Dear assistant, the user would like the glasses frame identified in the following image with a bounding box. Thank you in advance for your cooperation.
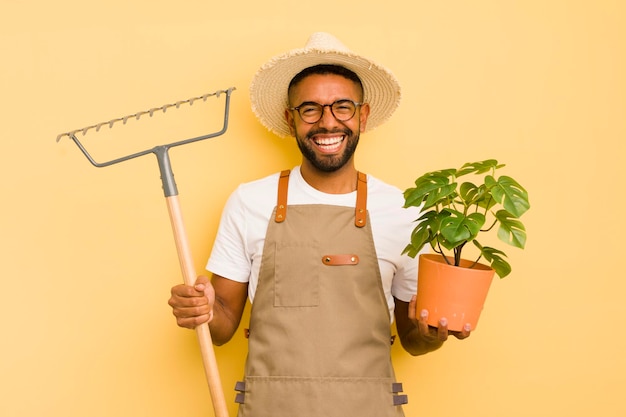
[288,99,363,124]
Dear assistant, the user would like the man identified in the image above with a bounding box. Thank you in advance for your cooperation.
[169,32,470,417]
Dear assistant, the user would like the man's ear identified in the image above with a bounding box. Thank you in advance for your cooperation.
[285,108,296,137]
[359,103,371,133]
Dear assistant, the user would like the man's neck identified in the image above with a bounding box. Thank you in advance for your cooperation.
[300,162,359,194]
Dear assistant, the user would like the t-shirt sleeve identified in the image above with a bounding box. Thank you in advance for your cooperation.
[206,186,252,283]
[391,248,421,303]
[390,202,424,303]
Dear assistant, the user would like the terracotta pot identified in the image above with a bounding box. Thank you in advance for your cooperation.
[416,253,495,332]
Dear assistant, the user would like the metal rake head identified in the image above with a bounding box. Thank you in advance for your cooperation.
[57,87,236,197]
[56,87,235,168]
[56,88,235,143]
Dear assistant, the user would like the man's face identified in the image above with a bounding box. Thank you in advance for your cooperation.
[285,73,370,173]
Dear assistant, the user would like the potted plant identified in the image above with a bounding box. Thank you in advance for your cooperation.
[403,159,530,331]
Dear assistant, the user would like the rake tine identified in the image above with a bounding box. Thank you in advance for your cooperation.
[55,88,235,142]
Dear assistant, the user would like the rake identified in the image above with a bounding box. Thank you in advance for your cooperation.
[57,87,236,417]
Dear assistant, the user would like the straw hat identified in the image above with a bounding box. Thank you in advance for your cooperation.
[250,32,401,138]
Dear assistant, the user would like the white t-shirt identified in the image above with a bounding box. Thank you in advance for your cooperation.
[206,166,424,319]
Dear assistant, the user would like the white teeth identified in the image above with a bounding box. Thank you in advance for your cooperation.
[315,136,343,145]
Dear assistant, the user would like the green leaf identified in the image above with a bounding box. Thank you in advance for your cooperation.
[459,181,480,205]
[495,210,527,249]
[473,241,512,278]
[469,184,496,211]
[486,175,530,218]
[402,243,420,258]
[402,210,439,257]
[456,159,502,177]
[404,170,457,209]
[439,209,485,248]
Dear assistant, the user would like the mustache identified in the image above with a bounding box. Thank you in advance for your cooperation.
[305,127,353,139]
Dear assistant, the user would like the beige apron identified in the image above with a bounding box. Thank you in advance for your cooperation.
[235,170,407,417]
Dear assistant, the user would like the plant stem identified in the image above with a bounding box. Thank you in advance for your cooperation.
[470,255,483,269]
[454,242,466,266]
[481,218,497,233]
[436,242,452,265]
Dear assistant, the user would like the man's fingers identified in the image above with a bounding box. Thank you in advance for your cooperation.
[171,284,204,298]
[437,318,449,341]
[453,323,472,340]
[176,312,212,329]
[195,275,210,285]
[194,275,210,292]
[407,295,417,322]
[418,309,431,335]
[169,292,209,309]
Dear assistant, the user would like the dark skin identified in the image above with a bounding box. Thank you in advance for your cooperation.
[168,72,470,352]
[169,274,246,346]
[168,274,470,350]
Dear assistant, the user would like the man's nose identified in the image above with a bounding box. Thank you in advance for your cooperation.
[317,105,340,127]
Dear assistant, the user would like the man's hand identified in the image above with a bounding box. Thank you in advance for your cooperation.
[408,295,471,342]
[168,274,248,346]
[394,295,471,356]
[168,275,215,329]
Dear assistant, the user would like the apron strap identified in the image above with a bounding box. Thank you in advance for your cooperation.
[275,170,290,223]
[355,171,367,228]
[274,169,368,227]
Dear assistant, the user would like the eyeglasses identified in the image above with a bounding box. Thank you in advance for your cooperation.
[289,99,362,124]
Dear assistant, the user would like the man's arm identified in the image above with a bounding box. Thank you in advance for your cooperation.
[169,274,248,346]
[394,295,471,356]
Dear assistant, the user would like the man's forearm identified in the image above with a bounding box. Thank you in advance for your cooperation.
[208,296,241,346]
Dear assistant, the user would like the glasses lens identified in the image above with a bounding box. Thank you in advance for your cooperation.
[331,100,357,121]
[299,103,323,123]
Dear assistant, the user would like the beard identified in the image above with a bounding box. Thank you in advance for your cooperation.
[295,126,360,173]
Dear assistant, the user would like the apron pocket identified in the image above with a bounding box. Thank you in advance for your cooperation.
[273,241,320,307]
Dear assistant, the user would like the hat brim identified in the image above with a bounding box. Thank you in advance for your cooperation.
[250,47,401,138]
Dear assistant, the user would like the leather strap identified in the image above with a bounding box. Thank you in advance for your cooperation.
[234,380,246,404]
[275,169,368,228]
[321,254,360,266]
[391,382,407,405]
[393,395,408,406]
[275,170,290,223]
[355,171,367,228]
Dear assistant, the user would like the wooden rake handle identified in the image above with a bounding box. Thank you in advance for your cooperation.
[166,195,230,417]
[58,88,236,417]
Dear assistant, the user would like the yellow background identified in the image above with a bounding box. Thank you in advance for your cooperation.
[2,1,624,416]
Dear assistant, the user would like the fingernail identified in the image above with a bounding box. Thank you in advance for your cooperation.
[420,309,428,319]
[440,318,447,327]
[464,323,471,332]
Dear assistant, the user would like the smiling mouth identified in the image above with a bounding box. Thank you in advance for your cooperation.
[312,135,345,153]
